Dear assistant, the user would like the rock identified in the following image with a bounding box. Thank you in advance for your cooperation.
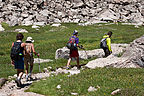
[71,93,78,95]
[34,58,53,64]
[15,29,28,33]
[0,24,5,31]
[33,22,46,26]
[22,21,33,26]
[56,85,61,89]
[51,23,61,27]
[109,35,144,68]
[88,86,97,92]
[32,25,40,29]
[39,9,50,16]
[56,44,128,60]
[8,16,18,26]
[43,68,48,73]
[85,44,129,69]
[111,89,121,95]
[0,78,8,87]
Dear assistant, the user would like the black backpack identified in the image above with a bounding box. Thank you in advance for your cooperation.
[66,37,76,50]
[10,42,22,60]
[100,37,108,48]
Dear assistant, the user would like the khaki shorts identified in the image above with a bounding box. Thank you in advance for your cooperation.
[24,55,34,65]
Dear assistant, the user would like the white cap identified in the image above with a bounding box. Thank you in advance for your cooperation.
[26,37,34,42]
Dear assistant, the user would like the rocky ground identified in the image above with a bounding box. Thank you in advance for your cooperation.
[0,0,144,27]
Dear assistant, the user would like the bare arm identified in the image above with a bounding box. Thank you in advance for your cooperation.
[31,43,37,55]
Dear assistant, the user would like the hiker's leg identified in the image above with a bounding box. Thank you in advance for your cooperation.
[106,48,110,57]
[30,63,33,74]
[76,56,80,68]
[17,69,24,80]
[67,58,71,67]
[29,57,34,74]
[25,63,29,75]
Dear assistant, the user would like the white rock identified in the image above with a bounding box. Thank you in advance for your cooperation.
[15,29,28,33]
[51,23,61,27]
[56,85,61,89]
[88,86,97,92]
[33,22,46,26]
[32,25,40,29]
[0,24,5,31]
[34,58,53,63]
[71,93,78,95]
[111,89,121,95]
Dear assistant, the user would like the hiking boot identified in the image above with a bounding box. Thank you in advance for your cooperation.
[66,66,70,69]
[15,79,21,87]
[26,73,32,81]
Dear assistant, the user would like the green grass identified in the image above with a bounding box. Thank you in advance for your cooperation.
[1,22,144,78]
[27,68,144,96]
[1,22,144,95]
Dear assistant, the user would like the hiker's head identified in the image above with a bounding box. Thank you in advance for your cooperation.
[16,33,24,40]
[73,30,78,36]
[107,31,112,38]
[26,37,34,43]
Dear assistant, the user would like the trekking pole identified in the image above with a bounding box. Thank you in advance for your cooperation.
[37,54,41,72]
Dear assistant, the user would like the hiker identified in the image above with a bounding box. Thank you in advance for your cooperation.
[66,30,82,69]
[24,37,39,81]
[11,33,25,87]
[101,31,113,57]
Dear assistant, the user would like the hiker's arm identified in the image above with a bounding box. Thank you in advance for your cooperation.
[12,42,14,47]
[31,44,39,56]
[11,42,14,66]
[107,38,112,52]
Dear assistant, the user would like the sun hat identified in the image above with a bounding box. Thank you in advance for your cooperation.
[73,30,78,35]
[26,37,34,42]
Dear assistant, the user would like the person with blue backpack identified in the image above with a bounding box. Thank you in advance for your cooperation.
[100,31,113,57]
[66,30,82,69]
[10,33,26,87]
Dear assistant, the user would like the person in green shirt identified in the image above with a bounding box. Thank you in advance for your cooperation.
[102,31,113,57]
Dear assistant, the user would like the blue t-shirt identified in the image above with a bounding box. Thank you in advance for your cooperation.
[70,36,79,44]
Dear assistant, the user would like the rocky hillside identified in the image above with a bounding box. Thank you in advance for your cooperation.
[0,0,144,26]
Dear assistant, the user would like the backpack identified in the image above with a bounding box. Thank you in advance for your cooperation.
[10,42,22,60]
[24,43,33,56]
[100,37,108,48]
[66,37,76,50]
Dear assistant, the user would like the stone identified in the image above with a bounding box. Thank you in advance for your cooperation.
[34,58,53,64]
[85,44,129,69]
[33,22,46,26]
[0,24,5,31]
[88,86,97,92]
[8,16,18,26]
[39,9,50,16]
[15,29,28,33]
[56,85,61,89]
[0,78,7,87]
[71,93,78,95]
[32,25,40,29]
[111,89,121,95]
[51,23,61,27]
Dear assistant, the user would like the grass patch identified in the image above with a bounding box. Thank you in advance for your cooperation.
[27,68,144,96]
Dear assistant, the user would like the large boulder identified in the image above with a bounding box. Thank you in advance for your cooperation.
[85,44,129,69]
[109,35,144,68]
[55,44,128,60]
